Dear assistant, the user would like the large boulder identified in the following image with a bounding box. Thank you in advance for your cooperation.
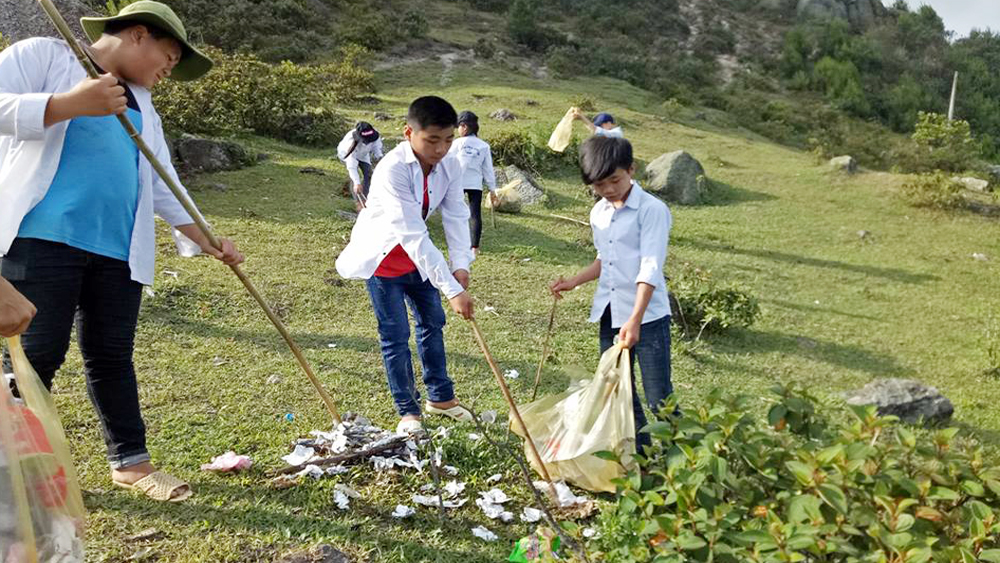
[954,176,991,193]
[796,0,886,29]
[644,150,707,205]
[490,108,517,122]
[169,135,257,175]
[829,155,858,174]
[0,0,96,43]
[843,379,954,426]
[496,165,545,205]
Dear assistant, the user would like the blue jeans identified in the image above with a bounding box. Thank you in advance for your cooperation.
[1,238,149,469]
[599,308,673,450]
[365,271,455,417]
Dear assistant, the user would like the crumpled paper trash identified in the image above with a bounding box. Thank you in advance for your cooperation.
[200,451,253,473]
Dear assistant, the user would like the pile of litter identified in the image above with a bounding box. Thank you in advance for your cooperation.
[263,412,596,543]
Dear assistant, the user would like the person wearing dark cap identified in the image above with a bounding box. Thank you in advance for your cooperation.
[337,121,384,211]
[449,111,497,255]
[0,1,244,502]
[572,109,625,138]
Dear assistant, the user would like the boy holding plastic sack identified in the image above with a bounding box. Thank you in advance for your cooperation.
[549,136,674,451]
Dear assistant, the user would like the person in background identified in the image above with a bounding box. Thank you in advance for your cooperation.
[337,121,384,211]
[449,111,498,255]
[573,109,624,138]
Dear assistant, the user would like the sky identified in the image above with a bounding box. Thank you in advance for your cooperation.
[885,0,1000,38]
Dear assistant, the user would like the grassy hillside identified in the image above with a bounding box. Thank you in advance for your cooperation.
[43,55,1000,562]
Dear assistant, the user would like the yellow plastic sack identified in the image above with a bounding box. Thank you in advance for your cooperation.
[547,107,576,153]
[1,336,85,563]
[484,183,523,214]
[513,346,636,493]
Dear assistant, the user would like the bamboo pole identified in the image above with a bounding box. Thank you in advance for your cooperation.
[530,297,558,402]
[35,0,341,424]
[467,318,558,500]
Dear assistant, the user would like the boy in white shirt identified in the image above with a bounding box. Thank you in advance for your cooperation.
[573,109,624,138]
[336,96,475,434]
[449,111,498,254]
[549,136,673,449]
[337,121,384,211]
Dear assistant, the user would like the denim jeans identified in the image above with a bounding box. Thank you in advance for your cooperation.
[1,238,149,469]
[365,271,455,416]
[599,307,673,450]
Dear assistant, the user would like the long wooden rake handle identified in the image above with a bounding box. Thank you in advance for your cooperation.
[530,297,558,402]
[35,0,341,424]
[467,318,558,501]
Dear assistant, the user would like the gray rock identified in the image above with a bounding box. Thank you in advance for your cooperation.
[829,155,858,174]
[490,108,517,122]
[373,111,393,121]
[843,379,954,425]
[796,0,886,28]
[170,135,256,175]
[276,544,351,563]
[0,0,96,43]
[985,165,1000,184]
[525,99,539,106]
[495,165,544,205]
[954,176,990,192]
[336,210,358,222]
[644,150,707,205]
[299,167,327,176]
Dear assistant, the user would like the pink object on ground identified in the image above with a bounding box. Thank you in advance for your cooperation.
[200,451,253,472]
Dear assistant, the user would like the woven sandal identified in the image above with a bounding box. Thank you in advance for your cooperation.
[114,471,192,502]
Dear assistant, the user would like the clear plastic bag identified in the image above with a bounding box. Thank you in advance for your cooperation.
[1,336,85,563]
[546,107,576,153]
[513,346,636,493]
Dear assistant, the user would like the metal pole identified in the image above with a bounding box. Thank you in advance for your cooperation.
[948,71,958,122]
[35,0,342,424]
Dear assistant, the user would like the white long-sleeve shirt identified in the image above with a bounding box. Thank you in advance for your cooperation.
[335,141,474,298]
[588,182,672,326]
[337,130,384,185]
[448,135,496,192]
[0,38,199,286]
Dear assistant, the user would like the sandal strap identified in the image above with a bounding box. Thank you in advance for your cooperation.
[132,471,189,501]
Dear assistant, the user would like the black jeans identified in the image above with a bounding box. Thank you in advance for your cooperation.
[465,189,483,249]
[350,161,374,206]
[1,238,149,469]
[599,307,674,451]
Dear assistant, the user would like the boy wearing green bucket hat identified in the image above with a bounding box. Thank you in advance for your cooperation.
[0,1,242,502]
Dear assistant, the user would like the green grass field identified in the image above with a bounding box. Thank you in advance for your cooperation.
[32,58,1000,562]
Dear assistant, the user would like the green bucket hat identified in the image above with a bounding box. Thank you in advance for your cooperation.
[80,1,213,81]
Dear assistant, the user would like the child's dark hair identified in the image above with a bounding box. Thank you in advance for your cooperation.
[407,96,458,130]
[579,136,633,185]
[457,111,479,135]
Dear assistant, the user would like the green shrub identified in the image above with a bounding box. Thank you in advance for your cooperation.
[669,263,761,337]
[154,48,355,146]
[485,127,578,175]
[546,45,587,79]
[911,112,980,173]
[569,95,598,113]
[473,38,496,60]
[594,384,1000,563]
[900,172,966,210]
[327,43,376,103]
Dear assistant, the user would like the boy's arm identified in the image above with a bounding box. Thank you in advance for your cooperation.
[0,276,36,338]
[549,259,601,298]
[344,155,362,186]
[483,146,497,192]
[439,167,474,274]
[372,139,384,160]
[147,111,243,265]
[379,162,466,299]
[619,202,672,347]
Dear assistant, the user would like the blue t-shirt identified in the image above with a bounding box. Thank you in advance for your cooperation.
[18,84,142,261]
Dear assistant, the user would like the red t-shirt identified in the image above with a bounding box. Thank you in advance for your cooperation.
[373,174,430,277]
